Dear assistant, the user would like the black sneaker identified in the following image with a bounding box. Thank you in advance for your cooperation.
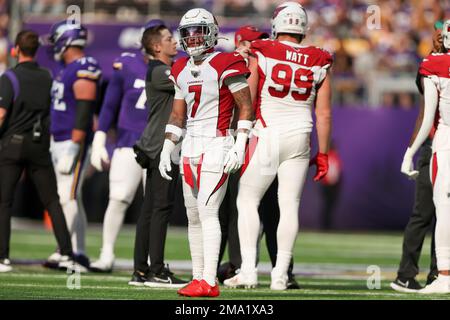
[426,272,439,286]
[43,251,62,270]
[0,258,12,272]
[217,262,238,284]
[129,271,149,286]
[73,254,90,272]
[144,265,188,288]
[390,277,422,293]
[286,272,300,290]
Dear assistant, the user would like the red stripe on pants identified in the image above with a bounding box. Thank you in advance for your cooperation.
[432,152,438,187]
[205,173,229,206]
[183,157,195,189]
[240,135,259,176]
[197,154,204,189]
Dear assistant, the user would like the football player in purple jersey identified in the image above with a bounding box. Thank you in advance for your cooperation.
[46,21,102,271]
[89,29,151,273]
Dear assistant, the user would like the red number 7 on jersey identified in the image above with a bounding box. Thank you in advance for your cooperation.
[189,85,202,118]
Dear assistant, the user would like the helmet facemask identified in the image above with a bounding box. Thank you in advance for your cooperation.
[178,23,218,58]
[443,20,450,51]
[48,22,87,61]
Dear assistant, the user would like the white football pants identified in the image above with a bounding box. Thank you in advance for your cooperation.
[100,147,146,257]
[181,139,232,287]
[238,127,310,276]
[430,127,450,271]
[50,139,89,255]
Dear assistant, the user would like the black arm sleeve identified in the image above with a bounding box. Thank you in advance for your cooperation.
[0,75,14,110]
[415,71,424,96]
[74,100,95,132]
[149,65,175,93]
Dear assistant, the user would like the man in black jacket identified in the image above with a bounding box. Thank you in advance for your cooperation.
[0,30,73,272]
[390,21,442,292]
[129,21,187,288]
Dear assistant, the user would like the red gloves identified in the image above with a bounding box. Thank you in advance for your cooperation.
[309,152,329,182]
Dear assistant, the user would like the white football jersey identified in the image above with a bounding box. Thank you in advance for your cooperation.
[420,52,450,127]
[170,51,249,138]
[251,39,333,133]
[170,51,249,157]
[420,52,450,152]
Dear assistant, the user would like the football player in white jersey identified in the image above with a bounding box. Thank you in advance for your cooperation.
[401,19,450,294]
[224,2,333,290]
[159,8,254,297]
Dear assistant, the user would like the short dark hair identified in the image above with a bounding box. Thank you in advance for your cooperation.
[277,33,305,43]
[141,25,168,57]
[15,30,40,57]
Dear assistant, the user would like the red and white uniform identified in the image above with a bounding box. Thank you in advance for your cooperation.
[419,52,450,271]
[252,39,332,132]
[237,39,333,276]
[420,53,450,152]
[169,51,249,286]
[170,51,249,205]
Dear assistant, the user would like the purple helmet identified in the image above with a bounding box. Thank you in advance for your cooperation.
[143,19,166,31]
[48,21,88,61]
[139,19,167,50]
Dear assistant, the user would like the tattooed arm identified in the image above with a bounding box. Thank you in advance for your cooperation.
[223,75,255,174]
[165,98,187,143]
[226,75,255,134]
[232,86,254,132]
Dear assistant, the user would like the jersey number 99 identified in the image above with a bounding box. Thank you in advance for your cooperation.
[268,63,313,101]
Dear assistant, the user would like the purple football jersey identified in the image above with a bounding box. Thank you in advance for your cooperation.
[50,56,102,141]
[97,52,149,148]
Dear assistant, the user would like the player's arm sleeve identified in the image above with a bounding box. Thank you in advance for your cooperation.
[174,84,184,100]
[415,71,424,95]
[220,59,250,85]
[409,77,438,155]
[97,70,123,132]
[76,63,102,83]
[224,74,249,93]
[0,75,14,111]
[150,65,175,93]
[315,50,334,86]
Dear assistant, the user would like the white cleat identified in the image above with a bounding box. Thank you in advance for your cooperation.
[48,252,62,262]
[0,259,12,273]
[223,269,258,289]
[90,253,114,273]
[419,275,450,294]
[43,252,63,269]
[270,269,288,291]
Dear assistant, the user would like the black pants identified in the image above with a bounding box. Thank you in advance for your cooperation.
[219,175,294,273]
[397,143,437,279]
[320,181,342,230]
[133,157,179,275]
[0,135,72,259]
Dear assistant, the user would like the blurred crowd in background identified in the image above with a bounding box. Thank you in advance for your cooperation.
[1,0,449,108]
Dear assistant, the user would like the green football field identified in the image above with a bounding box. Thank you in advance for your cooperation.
[0,222,448,300]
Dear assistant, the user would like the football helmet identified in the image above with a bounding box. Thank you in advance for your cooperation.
[140,19,166,51]
[48,21,87,61]
[271,1,308,39]
[143,19,166,31]
[177,8,219,57]
[443,19,450,50]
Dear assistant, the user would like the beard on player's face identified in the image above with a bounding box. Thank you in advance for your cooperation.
[186,36,205,48]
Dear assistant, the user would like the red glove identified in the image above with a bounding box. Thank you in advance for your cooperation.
[309,152,329,182]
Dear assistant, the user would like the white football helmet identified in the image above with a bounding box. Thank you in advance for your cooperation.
[178,8,219,57]
[271,1,308,39]
[443,19,450,50]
